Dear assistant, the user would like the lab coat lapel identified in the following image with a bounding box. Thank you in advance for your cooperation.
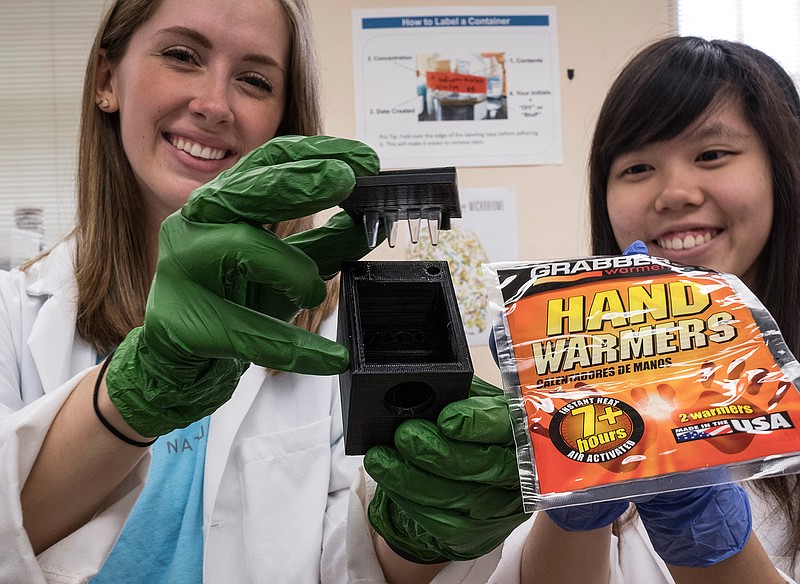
[203,364,262,523]
[26,242,95,395]
[28,289,94,394]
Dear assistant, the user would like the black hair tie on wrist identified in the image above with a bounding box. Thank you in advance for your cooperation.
[92,350,157,447]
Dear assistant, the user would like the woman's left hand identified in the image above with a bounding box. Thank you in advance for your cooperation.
[364,376,531,564]
[634,483,752,567]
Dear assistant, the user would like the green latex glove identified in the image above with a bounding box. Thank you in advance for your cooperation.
[365,376,531,564]
[105,135,379,438]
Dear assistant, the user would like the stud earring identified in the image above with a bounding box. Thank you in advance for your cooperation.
[97,97,110,109]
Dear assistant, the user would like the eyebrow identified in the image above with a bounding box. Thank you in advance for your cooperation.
[156,26,284,68]
[687,121,750,142]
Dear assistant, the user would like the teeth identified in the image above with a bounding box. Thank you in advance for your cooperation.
[658,231,713,250]
[171,136,226,160]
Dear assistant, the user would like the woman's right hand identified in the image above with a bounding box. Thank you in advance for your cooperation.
[104,135,380,439]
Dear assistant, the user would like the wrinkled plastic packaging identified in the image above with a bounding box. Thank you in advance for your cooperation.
[484,252,800,512]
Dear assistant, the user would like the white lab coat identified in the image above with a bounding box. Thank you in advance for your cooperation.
[0,241,501,584]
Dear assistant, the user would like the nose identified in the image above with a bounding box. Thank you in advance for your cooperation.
[188,74,234,125]
[654,166,705,212]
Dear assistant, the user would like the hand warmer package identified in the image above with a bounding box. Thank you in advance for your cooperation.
[484,252,800,511]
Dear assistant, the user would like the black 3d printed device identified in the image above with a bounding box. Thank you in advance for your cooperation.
[337,260,474,455]
[341,167,461,249]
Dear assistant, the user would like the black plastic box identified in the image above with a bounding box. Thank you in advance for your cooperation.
[337,260,474,455]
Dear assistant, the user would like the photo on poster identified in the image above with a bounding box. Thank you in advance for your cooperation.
[416,52,507,122]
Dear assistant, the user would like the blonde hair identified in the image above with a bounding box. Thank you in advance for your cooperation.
[66,0,332,354]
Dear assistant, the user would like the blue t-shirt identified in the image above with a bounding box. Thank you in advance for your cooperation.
[91,416,209,584]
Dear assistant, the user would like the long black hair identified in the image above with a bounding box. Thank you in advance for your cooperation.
[590,36,800,559]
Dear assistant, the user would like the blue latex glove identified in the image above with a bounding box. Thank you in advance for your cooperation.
[545,500,630,531]
[623,240,649,255]
[634,484,752,567]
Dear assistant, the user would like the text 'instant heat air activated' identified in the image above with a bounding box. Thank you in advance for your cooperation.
[484,252,800,511]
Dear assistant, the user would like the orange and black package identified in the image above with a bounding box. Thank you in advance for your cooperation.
[484,252,800,511]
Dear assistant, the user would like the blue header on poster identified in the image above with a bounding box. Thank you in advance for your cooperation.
[361,15,549,30]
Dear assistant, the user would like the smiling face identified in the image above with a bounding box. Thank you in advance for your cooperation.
[606,98,773,289]
[96,0,290,229]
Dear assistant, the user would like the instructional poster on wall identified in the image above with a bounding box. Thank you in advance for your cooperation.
[353,6,562,169]
[406,187,518,345]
